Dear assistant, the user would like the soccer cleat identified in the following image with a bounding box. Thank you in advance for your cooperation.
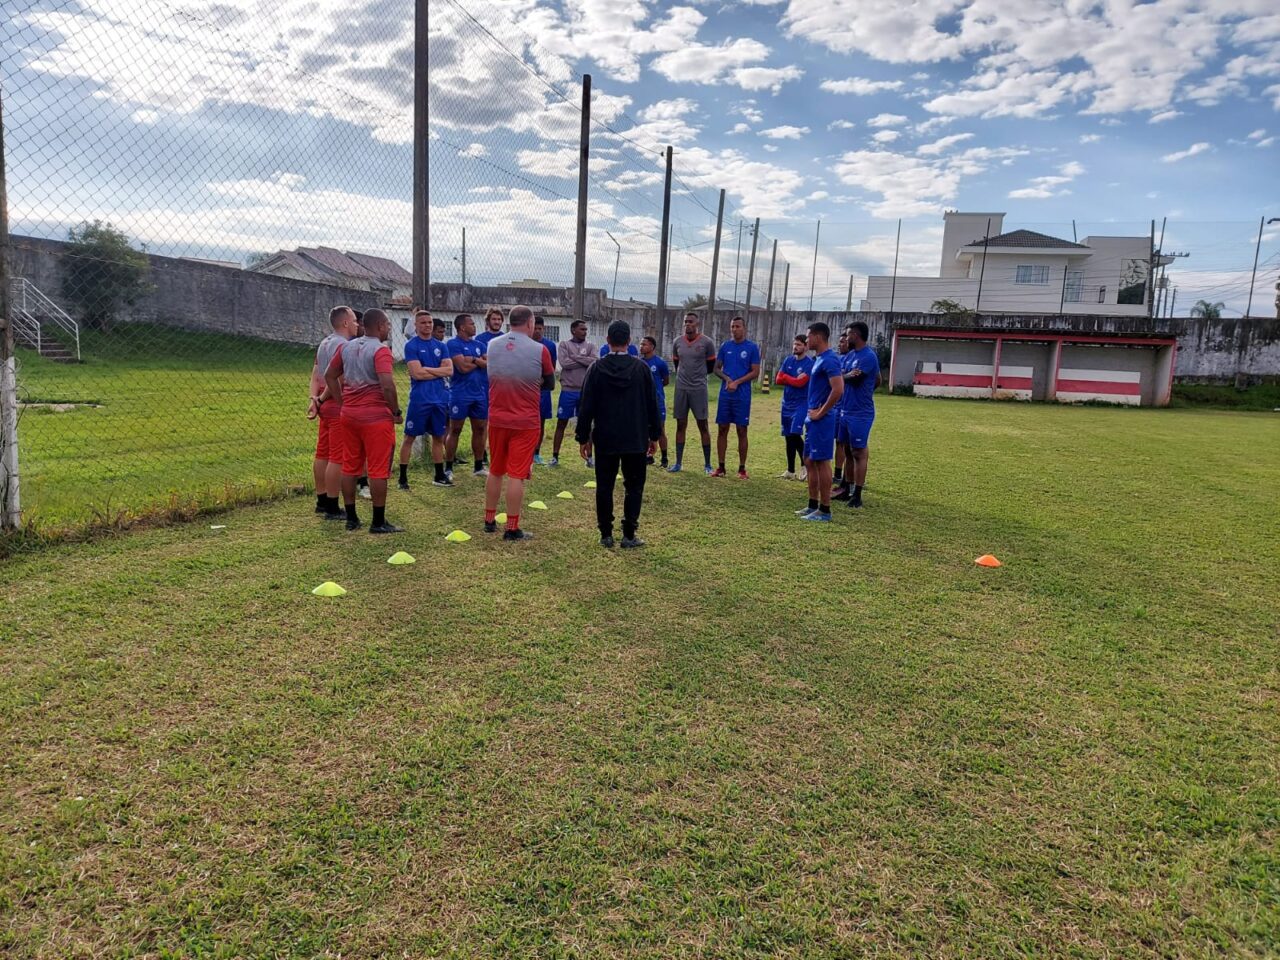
[369,522,405,534]
[323,510,346,522]
[737,469,749,480]
[314,501,328,514]
[667,463,682,473]
[620,536,646,549]
[585,457,594,468]
[548,456,559,467]
[600,534,615,549]
[533,453,545,466]
[483,520,498,534]
[794,506,817,517]
[704,465,714,476]
[849,494,863,509]
[398,480,410,491]
[346,517,363,531]
[797,467,808,482]
[502,528,534,542]
[777,471,796,480]
[710,467,727,478]
[432,476,454,487]
[802,511,833,522]
[357,486,372,499]
[474,466,490,477]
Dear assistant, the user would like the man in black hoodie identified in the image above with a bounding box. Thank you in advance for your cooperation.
[576,321,661,549]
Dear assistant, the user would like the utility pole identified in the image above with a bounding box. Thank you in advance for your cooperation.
[706,189,725,332]
[743,218,760,317]
[808,219,821,311]
[1147,219,1156,319]
[845,274,853,312]
[461,227,466,285]
[572,75,591,323]
[1246,215,1265,318]
[732,220,744,310]
[975,217,992,314]
[781,261,790,313]
[655,145,673,342]
[764,238,777,356]
[0,83,19,529]
[412,0,429,308]
[888,218,901,314]
[606,231,620,303]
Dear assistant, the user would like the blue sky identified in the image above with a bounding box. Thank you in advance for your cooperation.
[3,0,1279,312]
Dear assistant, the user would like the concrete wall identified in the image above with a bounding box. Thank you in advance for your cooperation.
[1171,316,1280,381]
[1060,342,1160,405]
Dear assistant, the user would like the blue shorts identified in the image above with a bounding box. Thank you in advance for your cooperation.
[657,396,667,421]
[839,414,874,450]
[556,390,581,420]
[781,407,803,436]
[540,391,552,421]
[449,395,488,422]
[803,414,836,463]
[716,389,751,426]
[404,401,448,438]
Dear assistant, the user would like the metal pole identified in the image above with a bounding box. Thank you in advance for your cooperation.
[572,74,591,322]
[744,218,760,319]
[732,220,744,310]
[461,226,466,285]
[888,218,901,314]
[1246,215,1264,318]
[1169,286,1177,317]
[1147,219,1156,319]
[845,274,853,312]
[781,261,790,312]
[764,238,777,356]
[1058,263,1069,317]
[0,83,19,529]
[655,145,673,342]
[606,231,620,302]
[808,219,821,311]
[412,0,429,308]
[975,216,992,313]
[706,188,725,334]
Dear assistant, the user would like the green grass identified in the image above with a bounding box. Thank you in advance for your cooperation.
[2,397,1277,957]
[1172,380,1280,412]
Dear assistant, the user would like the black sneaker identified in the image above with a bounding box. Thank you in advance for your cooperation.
[848,494,863,509]
[620,536,645,549]
[323,509,346,522]
[314,500,328,514]
[398,480,410,491]
[502,529,534,542]
[432,476,454,487]
[600,534,615,548]
[369,522,404,534]
[345,517,363,531]
[483,520,498,534]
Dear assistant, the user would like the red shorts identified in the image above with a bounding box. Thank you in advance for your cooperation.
[315,417,346,462]
[341,418,395,479]
[488,425,541,480]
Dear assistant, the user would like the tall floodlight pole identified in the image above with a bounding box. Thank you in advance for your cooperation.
[764,238,778,357]
[412,0,430,308]
[655,146,673,342]
[732,220,744,309]
[743,218,760,318]
[706,189,725,331]
[808,219,821,311]
[572,75,591,322]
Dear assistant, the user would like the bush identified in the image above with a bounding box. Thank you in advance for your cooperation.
[62,221,153,330]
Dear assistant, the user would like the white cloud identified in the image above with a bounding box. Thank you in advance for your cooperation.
[1079,133,1102,143]
[458,143,488,158]
[1058,160,1085,177]
[732,65,805,92]
[1247,128,1267,139]
[729,122,752,135]
[827,119,856,130]
[915,115,956,135]
[807,190,830,201]
[131,109,159,124]
[516,147,619,178]
[1149,110,1182,123]
[759,125,811,140]
[916,132,973,155]
[872,130,901,143]
[762,144,780,152]
[1268,84,1280,109]
[1007,160,1084,200]
[819,77,904,95]
[1257,136,1276,147]
[832,150,961,218]
[1100,118,1124,127]
[734,102,764,124]
[1161,142,1211,163]
[867,113,909,127]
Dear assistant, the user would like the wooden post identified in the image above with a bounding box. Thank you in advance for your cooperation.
[412,0,430,308]
[655,146,673,342]
[572,75,591,322]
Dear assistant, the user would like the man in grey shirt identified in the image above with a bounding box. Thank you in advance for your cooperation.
[669,312,716,474]
[550,319,597,466]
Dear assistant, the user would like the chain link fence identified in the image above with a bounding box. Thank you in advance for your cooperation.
[2,0,1277,534]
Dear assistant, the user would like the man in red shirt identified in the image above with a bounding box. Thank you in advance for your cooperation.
[320,309,405,533]
[483,305,555,542]
[307,304,358,520]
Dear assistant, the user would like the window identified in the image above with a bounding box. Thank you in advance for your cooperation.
[1015,264,1050,285]
[1064,270,1084,303]
[543,323,562,343]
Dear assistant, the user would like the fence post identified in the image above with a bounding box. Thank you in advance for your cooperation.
[764,238,777,362]
[412,0,430,309]
[781,261,790,312]
[888,218,901,314]
[573,74,591,322]
[808,219,821,311]
[845,274,853,312]
[0,84,19,529]
[706,188,724,336]
[655,146,672,343]
[743,218,760,321]
[732,220,743,310]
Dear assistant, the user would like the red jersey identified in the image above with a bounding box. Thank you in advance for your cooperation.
[329,337,394,424]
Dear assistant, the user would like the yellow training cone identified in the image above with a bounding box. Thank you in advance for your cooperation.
[387,551,416,565]
[529,500,549,510]
[557,491,574,499]
[584,481,597,489]
[311,581,347,597]
[975,554,1002,568]
[444,530,472,543]
[496,512,507,523]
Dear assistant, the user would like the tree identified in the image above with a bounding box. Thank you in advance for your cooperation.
[1190,300,1224,320]
[931,298,975,320]
[244,251,273,270]
[682,293,708,310]
[62,221,152,330]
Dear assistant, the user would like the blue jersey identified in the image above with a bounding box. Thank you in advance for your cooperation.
[446,336,487,400]
[779,354,813,412]
[600,343,639,357]
[807,349,842,413]
[717,339,761,387]
[475,331,501,393]
[844,345,880,417]
[404,335,450,405]
[644,354,670,393]
[539,338,558,386]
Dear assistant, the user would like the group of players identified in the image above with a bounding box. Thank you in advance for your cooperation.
[307,302,879,535]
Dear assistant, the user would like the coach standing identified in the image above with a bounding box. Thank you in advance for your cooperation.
[576,321,661,549]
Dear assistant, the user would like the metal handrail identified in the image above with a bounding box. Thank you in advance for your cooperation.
[8,278,80,359]
[11,311,41,355]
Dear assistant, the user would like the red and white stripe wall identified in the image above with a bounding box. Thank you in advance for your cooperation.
[889,329,1178,407]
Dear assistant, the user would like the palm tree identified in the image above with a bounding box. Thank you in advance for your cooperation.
[1190,299,1224,319]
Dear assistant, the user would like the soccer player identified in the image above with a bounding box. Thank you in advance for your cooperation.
[599,341,639,357]
[839,320,881,509]
[351,309,371,499]
[774,334,813,480]
[797,322,844,522]
[445,314,489,478]
[478,306,505,346]
[832,328,852,499]
[669,311,716,474]
[320,308,404,533]
[308,305,358,519]
[532,315,558,465]
[639,336,670,467]
[712,316,761,478]
[398,309,454,490]
[577,321,661,549]
[483,305,554,542]
[550,319,597,466]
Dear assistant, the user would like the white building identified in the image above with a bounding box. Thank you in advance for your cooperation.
[862,212,1173,316]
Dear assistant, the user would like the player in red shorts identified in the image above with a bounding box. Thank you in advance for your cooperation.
[308,305,358,520]
[482,305,555,542]
[320,308,405,533]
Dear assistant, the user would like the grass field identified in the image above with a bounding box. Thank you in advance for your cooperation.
[2,392,1277,957]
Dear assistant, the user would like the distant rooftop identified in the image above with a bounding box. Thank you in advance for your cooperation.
[963,229,1090,250]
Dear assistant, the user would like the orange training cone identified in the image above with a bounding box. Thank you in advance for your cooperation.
[975,554,1002,568]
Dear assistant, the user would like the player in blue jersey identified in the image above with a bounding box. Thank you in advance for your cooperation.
[831,328,852,499]
[774,334,813,480]
[444,314,490,478]
[711,316,761,478]
[838,320,880,508]
[599,342,639,357]
[398,310,455,490]
[640,336,670,467]
[797,322,844,521]
[532,315,559,465]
